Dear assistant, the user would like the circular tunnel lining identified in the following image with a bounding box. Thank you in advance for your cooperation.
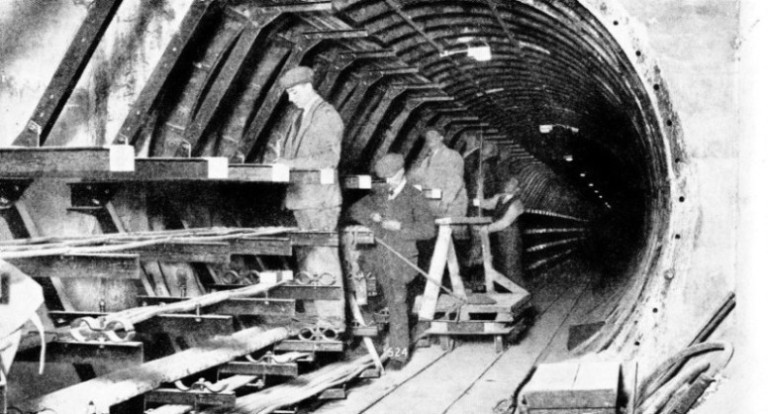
[327,0,689,353]
[148,0,691,354]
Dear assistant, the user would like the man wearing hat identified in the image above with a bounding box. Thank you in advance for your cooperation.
[347,153,435,369]
[272,65,344,229]
[407,127,468,219]
[272,66,345,332]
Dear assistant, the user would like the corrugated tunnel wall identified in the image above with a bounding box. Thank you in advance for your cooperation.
[0,0,737,393]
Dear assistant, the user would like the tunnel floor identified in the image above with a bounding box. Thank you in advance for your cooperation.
[311,258,606,414]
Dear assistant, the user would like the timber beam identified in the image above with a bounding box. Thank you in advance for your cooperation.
[139,314,236,338]
[229,236,293,256]
[14,0,123,147]
[300,29,369,39]
[258,1,335,13]
[138,296,297,317]
[15,339,144,368]
[186,12,281,156]
[17,327,290,414]
[337,50,397,60]
[273,340,345,352]
[123,240,231,264]
[210,283,344,301]
[219,360,299,377]
[114,0,219,145]
[0,147,135,178]
[6,254,140,280]
[360,67,420,76]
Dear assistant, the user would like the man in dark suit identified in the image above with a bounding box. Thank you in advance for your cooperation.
[347,154,435,369]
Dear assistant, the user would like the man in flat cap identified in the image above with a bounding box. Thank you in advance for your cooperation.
[272,66,345,332]
[347,153,435,369]
[408,127,468,219]
[273,65,344,228]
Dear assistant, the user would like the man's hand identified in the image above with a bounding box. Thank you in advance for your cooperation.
[370,213,383,223]
[381,220,401,231]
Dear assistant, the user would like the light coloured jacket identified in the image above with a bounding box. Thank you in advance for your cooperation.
[280,98,343,210]
[408,144,468,218]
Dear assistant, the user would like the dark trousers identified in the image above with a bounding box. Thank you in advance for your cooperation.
[379,270,410,362]
[492,224,525,289]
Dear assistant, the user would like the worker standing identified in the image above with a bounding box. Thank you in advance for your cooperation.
[272,66,345,331]
[407,127,468,219]
[475,177,526,289]
[347,154,436,370]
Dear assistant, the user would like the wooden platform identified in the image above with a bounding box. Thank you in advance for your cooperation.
[314,261,595,414]
[414,292,531,323]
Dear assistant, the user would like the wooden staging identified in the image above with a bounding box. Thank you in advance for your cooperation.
[314,260,595,414]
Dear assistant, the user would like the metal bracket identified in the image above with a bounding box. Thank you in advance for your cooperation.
[318,384,347,400]
[0,179,33,210]
[145,378,235,411]
[351,320,379,337]
[68,182,120,211]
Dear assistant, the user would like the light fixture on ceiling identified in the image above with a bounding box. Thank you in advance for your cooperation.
[485,87,505,94]
[539,124,580,134]
[563,154,573,162]
[579,172,586,178]
[440,37,492,62]
[588,183,594,187]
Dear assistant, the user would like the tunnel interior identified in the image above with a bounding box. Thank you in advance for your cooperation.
[108,0,678,350]
[0,0,687,364]
[0,0,708,408]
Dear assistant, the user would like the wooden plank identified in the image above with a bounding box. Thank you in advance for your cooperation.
[128,158,227,180]
[290,169,338,185]
[14,0,123,147]
[301,29,368,39]
[136,296,296,317]
[15,339,143,367]
[230,236,293,256]
[114,0,218,145]
[418,224,453,320]
[314,347,448,414]
[365,343,503,414]
[211,298,296,317]
[219,361,299,377]
[186,12,279,155]
[273,340,344,352]
[7,253,140,280]
[125,240,230,263]
[0,147,134,177]
[18,327,289,414]
[139,314,236,338]
[239,284,342,301]
[444,281,590,414]
[228,164,290,182]
[145,389,236,408]
[446,240,467,299]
